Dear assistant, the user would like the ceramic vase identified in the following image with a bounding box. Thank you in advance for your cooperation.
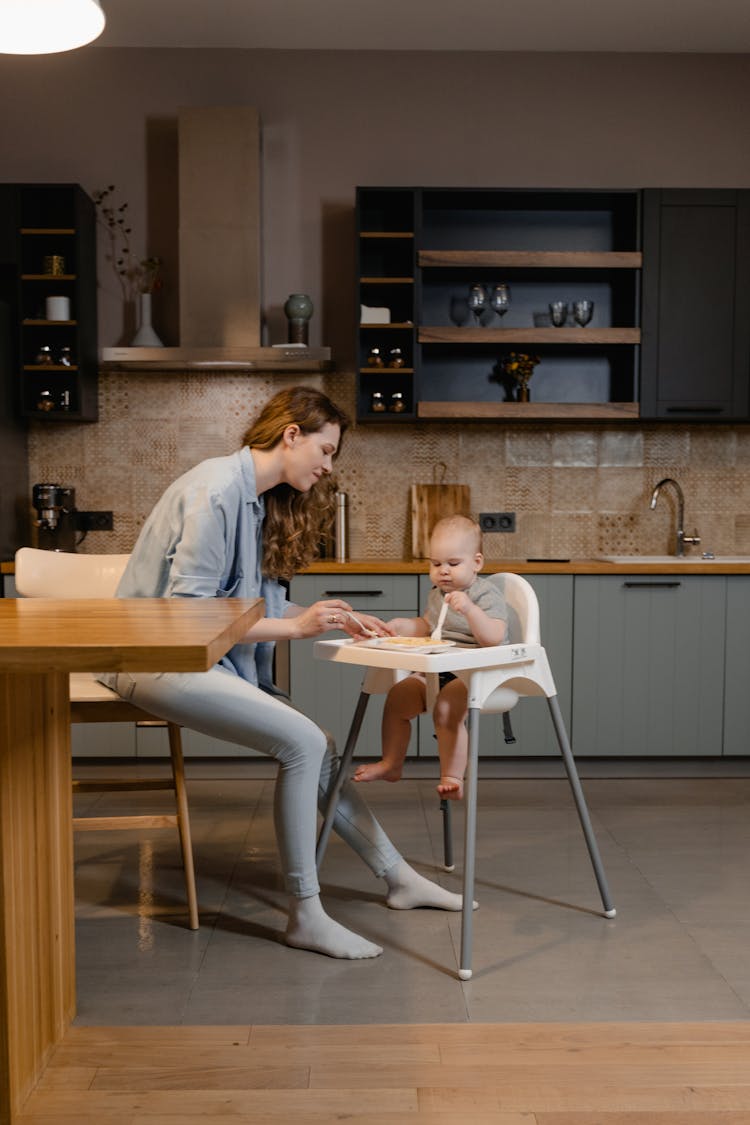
[283,293,313,344]
[131,292,163,347]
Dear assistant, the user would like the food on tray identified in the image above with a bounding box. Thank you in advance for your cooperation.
[383,636,451,647]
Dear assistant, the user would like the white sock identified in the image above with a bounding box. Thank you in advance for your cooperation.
[383,860,477,911]
[285,894,383,959]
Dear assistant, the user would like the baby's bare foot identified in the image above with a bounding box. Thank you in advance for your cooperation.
[353,761,403,783]
[437,775,464,800]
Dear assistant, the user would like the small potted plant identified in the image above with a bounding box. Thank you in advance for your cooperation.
[500,351,540,402]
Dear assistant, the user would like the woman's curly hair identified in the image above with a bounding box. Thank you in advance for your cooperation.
[242,386,349,579]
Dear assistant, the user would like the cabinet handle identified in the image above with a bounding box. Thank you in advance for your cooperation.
[665,406,725,415]
[323,589,384,597]
[623,581,681,589]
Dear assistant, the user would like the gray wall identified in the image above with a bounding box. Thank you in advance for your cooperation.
[0,48,748,355]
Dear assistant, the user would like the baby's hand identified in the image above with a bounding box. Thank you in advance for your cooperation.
[444,590,471,617]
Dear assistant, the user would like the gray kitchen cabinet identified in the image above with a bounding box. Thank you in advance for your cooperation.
[416,573,574,758]
[572,574,726,756]
[640,189,750,420]
[288,573,420,759]
[722,577,750,756]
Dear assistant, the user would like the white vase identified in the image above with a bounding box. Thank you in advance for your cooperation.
[130,292,163,347]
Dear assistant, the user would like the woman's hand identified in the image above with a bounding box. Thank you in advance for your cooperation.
[287,600,391,639]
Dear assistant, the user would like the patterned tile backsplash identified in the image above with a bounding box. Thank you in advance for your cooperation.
[27,370,750,562]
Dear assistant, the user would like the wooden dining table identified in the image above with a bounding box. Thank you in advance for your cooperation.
[0,595,264,1125]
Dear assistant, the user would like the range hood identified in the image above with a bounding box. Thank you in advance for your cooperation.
[100,107,332,373]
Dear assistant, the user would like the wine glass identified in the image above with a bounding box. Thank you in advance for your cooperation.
[490,283,511,321]
[467,283,488,327]
[572,299,594,327]
[549,300,568,327]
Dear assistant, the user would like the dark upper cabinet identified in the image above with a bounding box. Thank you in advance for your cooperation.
[641,189,750,421]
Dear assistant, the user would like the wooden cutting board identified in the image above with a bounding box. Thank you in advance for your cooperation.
[410,482,471,559]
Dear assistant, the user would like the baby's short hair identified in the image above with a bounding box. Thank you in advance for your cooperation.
[430,514,482,554]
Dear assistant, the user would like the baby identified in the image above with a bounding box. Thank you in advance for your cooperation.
[354,514,507,799]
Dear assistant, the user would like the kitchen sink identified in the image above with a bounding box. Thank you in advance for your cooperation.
[601,555,750,564]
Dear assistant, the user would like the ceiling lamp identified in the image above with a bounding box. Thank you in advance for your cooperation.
[0,0,105,54]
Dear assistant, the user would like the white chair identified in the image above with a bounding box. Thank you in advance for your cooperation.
[315,572,614,977]
[14,547,199,930]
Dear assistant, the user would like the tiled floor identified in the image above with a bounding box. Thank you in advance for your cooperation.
[72,761,750,1027]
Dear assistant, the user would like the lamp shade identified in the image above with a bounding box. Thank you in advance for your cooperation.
[0,0,105,54]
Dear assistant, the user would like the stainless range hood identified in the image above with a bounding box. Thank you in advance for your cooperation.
[101,107,331,373]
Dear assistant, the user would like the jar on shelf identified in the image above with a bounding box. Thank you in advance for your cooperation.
[389,391,406,413]
[35,345,54,366]
[367,346,384,367]
[57,346,74,368]
[58,389,71,411]
[370,391,386,413]
[37,390,55,412]
[388,347,405,368]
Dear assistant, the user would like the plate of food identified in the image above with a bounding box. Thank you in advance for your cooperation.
[355,637,456,654]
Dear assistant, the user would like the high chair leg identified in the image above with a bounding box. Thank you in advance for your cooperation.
[316,690,371,866]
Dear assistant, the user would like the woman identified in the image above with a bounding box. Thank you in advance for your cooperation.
[104,386,465,959]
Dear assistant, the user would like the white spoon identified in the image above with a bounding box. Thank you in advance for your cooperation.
[343,610,378,637]
[431,598,448,642]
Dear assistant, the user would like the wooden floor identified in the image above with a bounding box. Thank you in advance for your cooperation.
[19,1021,750,1123]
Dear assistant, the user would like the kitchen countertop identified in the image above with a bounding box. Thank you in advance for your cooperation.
[302,557,750,575]
[5,557,750,577]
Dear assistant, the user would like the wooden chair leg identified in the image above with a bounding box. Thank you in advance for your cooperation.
[167,723,199,930]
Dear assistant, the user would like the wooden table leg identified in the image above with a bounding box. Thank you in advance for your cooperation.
[0,671,75,1125]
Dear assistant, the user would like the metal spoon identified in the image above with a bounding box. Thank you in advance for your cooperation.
[431,598,449,641]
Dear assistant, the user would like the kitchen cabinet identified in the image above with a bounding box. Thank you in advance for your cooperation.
[571,574,726,756]
[356,186,642,423]
[640,189,750,421]
[289,573,420,758]
[722,577,750,756]
[416,573,574,758]
[4,183,98,422]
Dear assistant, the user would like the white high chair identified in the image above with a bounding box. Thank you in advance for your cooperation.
[14,547,199,930]
[314,572,615,979]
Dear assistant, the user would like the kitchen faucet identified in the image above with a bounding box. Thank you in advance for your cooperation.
[649,478,701,557]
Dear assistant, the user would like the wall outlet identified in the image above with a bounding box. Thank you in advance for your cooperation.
[479,512,516,533]
[76,510,114,531]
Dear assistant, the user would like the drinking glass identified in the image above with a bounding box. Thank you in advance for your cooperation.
[490,283,511,321]
[572,299,594,327]
[467,283,488,327]
[549,300,568,327]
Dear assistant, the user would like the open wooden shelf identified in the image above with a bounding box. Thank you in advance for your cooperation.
[419,250,643,269]
[419,326,641,345]
[418,401,640,420]
[23,364,78,372]
[360,231,414,239]
[23,318,77,327]
[359,367,414,374]
[360,277,413,284]
[21,273,76,281]
[19,227,76,236]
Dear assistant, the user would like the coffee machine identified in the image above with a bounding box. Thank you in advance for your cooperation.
[32,483,78,552]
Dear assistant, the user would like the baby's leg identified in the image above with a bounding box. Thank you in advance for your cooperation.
[433,678,469,800]
[353,674,426,782]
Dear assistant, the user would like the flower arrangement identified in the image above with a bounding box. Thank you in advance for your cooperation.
[500,351,540,401]
[93,185,162,299]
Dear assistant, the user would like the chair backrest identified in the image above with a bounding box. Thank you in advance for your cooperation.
[15,547,130,599]
[486,572,541,645]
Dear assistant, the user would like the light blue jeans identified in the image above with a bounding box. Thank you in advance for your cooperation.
[109,666,401,898]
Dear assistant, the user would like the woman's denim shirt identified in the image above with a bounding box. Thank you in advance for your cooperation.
[111,447,290,690]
